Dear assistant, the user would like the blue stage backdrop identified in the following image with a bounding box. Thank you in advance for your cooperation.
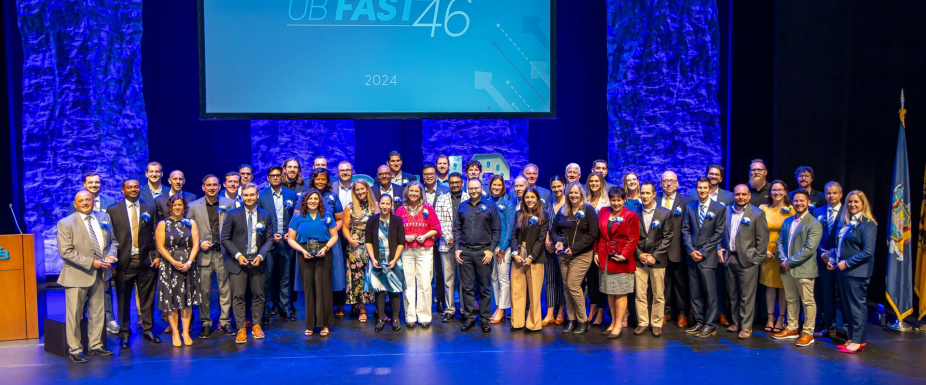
[606,0,721,192]
[422,119,529,186]
[18,0,148,273]
[250,120,356,188]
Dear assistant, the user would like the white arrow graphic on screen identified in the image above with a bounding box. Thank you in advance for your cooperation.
[530,61,550,87]
[475,71,514,112]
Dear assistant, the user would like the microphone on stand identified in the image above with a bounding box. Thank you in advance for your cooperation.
[9,204,24,235]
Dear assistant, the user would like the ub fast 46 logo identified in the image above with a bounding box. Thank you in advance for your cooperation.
[289,0,472,38]
[0,247,9,260]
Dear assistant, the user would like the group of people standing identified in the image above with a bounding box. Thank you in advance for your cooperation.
[55,153,878,363]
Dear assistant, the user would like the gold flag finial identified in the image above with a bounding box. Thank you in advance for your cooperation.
[900,89,906,127]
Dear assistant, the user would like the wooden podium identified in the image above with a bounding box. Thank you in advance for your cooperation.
[0,234,46,341]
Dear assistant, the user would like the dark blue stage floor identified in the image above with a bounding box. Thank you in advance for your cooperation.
[2,288,924,385]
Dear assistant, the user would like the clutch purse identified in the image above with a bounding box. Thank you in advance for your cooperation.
[301,241,324,258]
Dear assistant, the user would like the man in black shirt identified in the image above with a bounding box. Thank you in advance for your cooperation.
[453,179,501,332]
[747,159,771,208]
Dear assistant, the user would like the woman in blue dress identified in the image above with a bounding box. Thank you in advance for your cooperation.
[622,172,642,212]
[309,167,348,316]
[364,193,406,332]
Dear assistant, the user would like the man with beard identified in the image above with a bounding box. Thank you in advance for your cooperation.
[747,159,771,207]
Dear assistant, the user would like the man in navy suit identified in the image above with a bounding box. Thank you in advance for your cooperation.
[154,170,197,219]
[658,171,693,327]
[219,171,243,208]
[688,164,734,326]
[812,181,843,337]
[139,162,166,204]
[516,164,553,212]
[221,183,275,344]
[681,177,726,337]
[373,164,404,210]
[387,151,418,187]
[258,166,297,322]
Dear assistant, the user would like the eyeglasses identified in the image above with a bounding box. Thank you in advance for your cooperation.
[422,173,436,177]
[661,180,677,185]
[268,174,282,179]
[750,168,766,173]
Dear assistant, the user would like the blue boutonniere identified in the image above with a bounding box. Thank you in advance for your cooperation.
[284,200,294,209]
[217,206,227,214]
[706,211,716,220]
[674,207,683,216]
[402,178,408,185]
[652,219,662,229]
[99,221,111,231]
[180,219,192,227]
[255,221,265,231]
[808,204,816,211]
[477,203,488,213]
[498,203,506,211]
[325,216,331,225]
[296,192,303,199]
[817,215,825,223]
[140,212,151,222]
[529,216,539,226]
[575,210,585,220]
[741,217,751,226]
[100,208,107,213]
[422,210,429,219]
[781,206,791,214]
[394,197,403,206]
[616,216,625,224]
[326,195,334,203]
[541,198,547,205]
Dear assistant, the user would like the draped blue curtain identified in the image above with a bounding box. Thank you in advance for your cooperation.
[607,0,721,191]
[18,0,148,273]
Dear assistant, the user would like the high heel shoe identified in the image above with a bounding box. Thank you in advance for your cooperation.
[391,320,401,332]
[375,320,386,332]
[182,334,193,346]
[608,330,622,339]
[172,334,182,348]
[838,343,866,354]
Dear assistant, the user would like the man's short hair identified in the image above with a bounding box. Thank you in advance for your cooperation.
[696,177,711,186]
[465,160,482,172]
[146,162,162,172]
[707,164,724,174]
[224,171,240,181]
[82,172,101,184]
[448,172,464,181]
[640,182,656,193]
[422,163,436,173]
[387,151,402,159]
[794,166,814,180]
[792,190,811,200]
[241,183,259,193]
[268,166,283,175]
[523,163,539,172]
[592,159,608,168]
[565,163,581,174]
[238,164,253,172]
[202,174,218,184]
[436,154,449,162]
[824,181,842,193]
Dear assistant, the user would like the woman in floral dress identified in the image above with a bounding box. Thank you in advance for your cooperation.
[341,180,378,322]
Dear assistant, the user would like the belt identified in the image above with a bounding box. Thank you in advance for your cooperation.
[461,244,488,251]
[130,255,141,260]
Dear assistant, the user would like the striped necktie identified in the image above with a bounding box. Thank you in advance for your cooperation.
[698,205,706,227]
[86,216,103,259]
[246,211,254,254]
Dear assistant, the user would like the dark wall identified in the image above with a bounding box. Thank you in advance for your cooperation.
[773,0,926,304]
[1,0,24,235]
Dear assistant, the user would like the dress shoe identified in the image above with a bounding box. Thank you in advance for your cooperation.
[198,325,213,339]
[420,322,431,329]
[652,327,663,337]
[89,348,113,356]
[252,325,265,339]
[717,314,731,326]
[838,343,866,354]
[407,322,416,329]
[119,338,130,349]
[524,328,538,334]
[563,321,577,333]
[634,326,647,335]
[772,329,800,340]
[511,326,524,332]
[236,329,247,344]
[727,323,740,333]
[442,313,453,323]
[289,307,297,316]
[261,318,269,326]
[461,321,475,331]
[676,314,689,328]
[738,329,753,339]
[107,320,120,334]
[795,333,814,347]
[220,324,235,336]
[694,325,717,338]
[684,323,704,334]
[481,324,492,333]
[143,332,162,343]
[269,307,280,316]
[69,352,89,363]
[280,313,295,321]
[573,322,588,334]
[136,319,143,329]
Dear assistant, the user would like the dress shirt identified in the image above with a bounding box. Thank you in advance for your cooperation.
[709,188,719,203]
[826,203,842,232]
[125,200,140,255]
[836,213,862,259]
[453,197,501,251]
[338,182,352,208]
[661,192,677,209]
[391,172,407,186]
[206,199,220,244]
[79,212,105,257]
[149,184,164,200]
[271,188,285,234]
[437,176,449,186]
[729,205,746,252]
[224,190,241,207]
[378,184,395,199]
[93,196,102,212]
[787,211,808,254]
[424,185,439,206]
[642,205,656,232]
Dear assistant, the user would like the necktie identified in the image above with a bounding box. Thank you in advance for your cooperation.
[130,203,139,249]
[827,208,836,231]
[246,211,254,254]
[663,196,672,209]
[86,216,103,259]
[698,205,706,227]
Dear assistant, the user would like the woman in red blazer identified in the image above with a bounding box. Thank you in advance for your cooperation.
[595,187,640,338]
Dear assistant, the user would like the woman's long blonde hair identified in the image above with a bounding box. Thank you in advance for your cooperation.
[351,179,379,216]
[840,190,877,225]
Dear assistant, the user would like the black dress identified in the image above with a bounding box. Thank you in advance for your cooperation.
[158,218,201,311]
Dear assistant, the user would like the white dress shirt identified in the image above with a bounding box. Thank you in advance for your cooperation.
[729,205,746,252]
[79,212,105,257]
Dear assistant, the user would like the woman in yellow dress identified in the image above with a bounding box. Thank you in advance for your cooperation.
[759,180,793,333]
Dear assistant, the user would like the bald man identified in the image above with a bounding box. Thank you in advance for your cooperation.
[372,164,404,211]
[658,171,694,327]
[154,170,197,219]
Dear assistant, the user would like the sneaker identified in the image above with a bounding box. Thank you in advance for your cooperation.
[796,333,815,347]
[236,329,247,344]
[106,320,120,334]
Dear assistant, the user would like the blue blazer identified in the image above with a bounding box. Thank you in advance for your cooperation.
[220,207,275,275]
[681,200,727,268]
[139,184,164,206]
[67,193,118,216]
[257,187,296,234]
[812,204,844,253]
[218,189,243,207]
[689,188,734,207]
[830,219,876,278]
[154,191,197,220]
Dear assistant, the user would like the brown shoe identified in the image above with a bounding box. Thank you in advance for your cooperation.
[663,315,670,325]
[252,325,265,339]
[718,314,731,326]
[652,327,663,337]
[235,329,247,344]
[633,326,647,335]
[738,329,752,339]
[726,323,740,332]
[676,314,689,328]
[772,329,800,340]
[796,333,815,347]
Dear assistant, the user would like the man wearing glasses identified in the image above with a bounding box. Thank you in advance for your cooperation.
[748,159,771,207]
[336,161,354,208]
[257,167,297,323]
[372,164,404,211]
[658,171,693,328]
[422,163,450,313]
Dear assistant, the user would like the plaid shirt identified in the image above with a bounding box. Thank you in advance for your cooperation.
[435,192,456,252]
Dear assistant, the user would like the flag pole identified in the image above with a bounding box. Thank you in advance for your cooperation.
[888,89,914,332]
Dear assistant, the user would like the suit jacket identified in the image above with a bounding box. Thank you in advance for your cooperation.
[106,199,158,270]
[188,196,236,266]
[777,212,822,279]
[633,205,674,267]
[67,193,118,215]
[395,171,418,186]
[220,207,275,275]
[508,185,554,214]
[657,193,692,263]
[372,183,405,209]
[218,189,243,208]
[689,188,734,207]
[510,211,550,264]
[594,207,640,274]
[789,188,827,210]
[139,183,165,205]
[154,191,197,220]
[720,204,769,267]
[424,183,450,208]
[681,199,726,268]
[257,187,297,235]
[813,204,844,254]
[56,212,118,287]
[829,219,876,278]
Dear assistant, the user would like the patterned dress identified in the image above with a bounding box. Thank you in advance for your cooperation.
[346,202,374,305]
[158,218,201,311]
[363,219,406,293]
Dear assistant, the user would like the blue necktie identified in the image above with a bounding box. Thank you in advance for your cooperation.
[246,211,254,254]
[86,216,102,259]
[698,205,706,227]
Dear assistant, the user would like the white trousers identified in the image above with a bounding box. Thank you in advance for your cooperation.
[491,250,511,310]
[440,249,459,314]
[402,247,434,323]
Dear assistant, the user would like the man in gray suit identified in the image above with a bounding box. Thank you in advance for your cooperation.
[718,185,769,339]
[773,190,822,347]
[188,175,237,338]
[57,191,119,363]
